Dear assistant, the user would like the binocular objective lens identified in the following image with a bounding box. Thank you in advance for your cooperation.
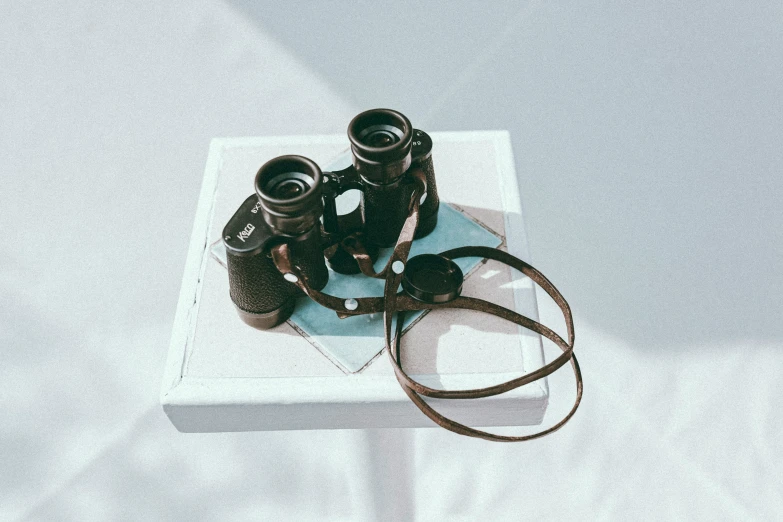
[358,124,404,149]
[365,130,395,147]
[264,172,313,201]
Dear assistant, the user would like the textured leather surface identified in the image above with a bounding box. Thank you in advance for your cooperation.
[361,175,415,247]
[227,249,298,314]
[228,226,327,314]
[361,155,437,247]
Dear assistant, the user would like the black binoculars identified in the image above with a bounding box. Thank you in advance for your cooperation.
[222,109,439,329]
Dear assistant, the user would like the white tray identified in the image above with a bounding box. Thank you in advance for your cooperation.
[160,131,548,432]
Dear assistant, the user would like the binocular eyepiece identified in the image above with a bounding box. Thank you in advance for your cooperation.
[223,108,439,329]
[255,155,324,236]
[348,109,413,184]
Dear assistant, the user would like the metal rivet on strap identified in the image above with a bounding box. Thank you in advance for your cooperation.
[284,273,299,283]
[344,298,359,311]
[392,260,405,274]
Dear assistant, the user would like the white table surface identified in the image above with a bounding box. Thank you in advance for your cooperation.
[161,131,554,432]
[5,2,782,520]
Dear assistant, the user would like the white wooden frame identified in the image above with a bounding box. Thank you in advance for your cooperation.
[160,132,548,432]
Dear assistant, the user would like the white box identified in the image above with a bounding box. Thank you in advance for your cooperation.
[160,131,548,432]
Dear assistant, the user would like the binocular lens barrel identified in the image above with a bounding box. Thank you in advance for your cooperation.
[348,109,413,184]
[255,155,324,235]
[225,109,438,329]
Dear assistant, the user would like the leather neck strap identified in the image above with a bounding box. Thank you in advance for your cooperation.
[270,172,582,442]
[381,246,582,442]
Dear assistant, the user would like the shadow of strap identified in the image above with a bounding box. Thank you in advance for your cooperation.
[442,246,574,346]
[395,345,582,442]
[390,295,572,398]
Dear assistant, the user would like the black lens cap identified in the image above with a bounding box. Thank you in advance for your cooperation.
[402,254,463,304]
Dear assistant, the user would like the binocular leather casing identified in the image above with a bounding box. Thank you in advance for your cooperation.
[222,109,439,329]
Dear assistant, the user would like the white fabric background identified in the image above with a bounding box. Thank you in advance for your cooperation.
[1,1,781,520]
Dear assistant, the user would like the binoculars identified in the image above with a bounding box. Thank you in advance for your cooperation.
[220,109,582,443]
[222,109,439,329]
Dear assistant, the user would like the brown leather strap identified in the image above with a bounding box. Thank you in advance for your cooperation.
[342,169,428,279]
[381,246,582,442]
[272,243,388,315]
[278,245,576,399]
[268,172,582,441]
[383,247,574,399]
[270,168,426,315]
[392,327,582,442]
[273,241,582,441]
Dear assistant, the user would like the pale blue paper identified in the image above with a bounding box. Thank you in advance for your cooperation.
[289,203,500,372]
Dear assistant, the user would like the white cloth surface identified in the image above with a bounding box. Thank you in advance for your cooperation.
[1,1,781,520]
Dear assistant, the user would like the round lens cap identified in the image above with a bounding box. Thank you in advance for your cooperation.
[401,254,463,304]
